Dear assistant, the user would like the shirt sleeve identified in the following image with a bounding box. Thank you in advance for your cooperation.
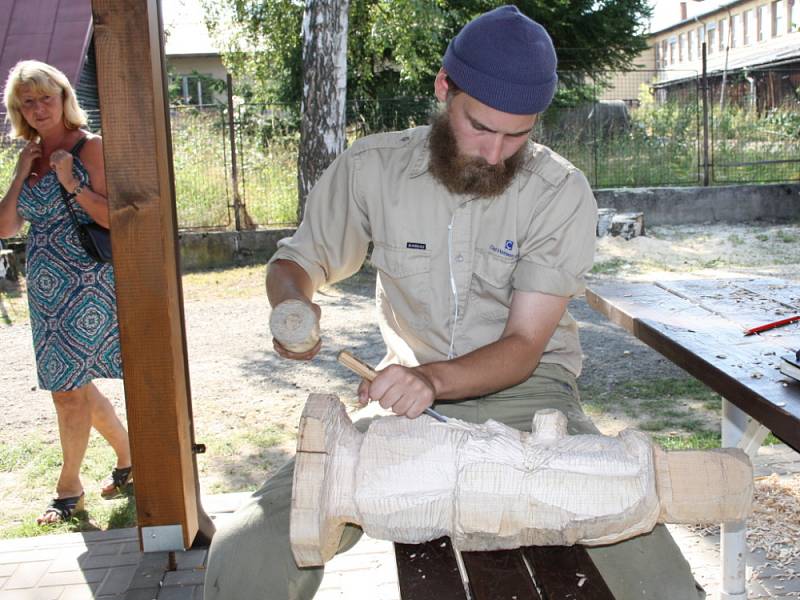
[268,149,371,291]
[512,169,597,298]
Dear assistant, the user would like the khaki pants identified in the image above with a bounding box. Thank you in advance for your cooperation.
[204,364,704,600]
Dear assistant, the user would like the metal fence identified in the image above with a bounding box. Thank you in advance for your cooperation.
[2,67,799,231]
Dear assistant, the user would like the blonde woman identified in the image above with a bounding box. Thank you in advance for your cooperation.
[1,60,132,524]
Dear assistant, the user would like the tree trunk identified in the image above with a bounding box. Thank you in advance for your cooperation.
[297,0,349,221]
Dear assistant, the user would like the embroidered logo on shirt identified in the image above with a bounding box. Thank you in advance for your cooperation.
[489,240,518,259]
[406,242,427,250]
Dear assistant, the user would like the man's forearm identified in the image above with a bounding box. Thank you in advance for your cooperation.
[416,333,545,401]
[266,259,316,308]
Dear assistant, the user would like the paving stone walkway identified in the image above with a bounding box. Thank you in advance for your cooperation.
[0,445,797,600]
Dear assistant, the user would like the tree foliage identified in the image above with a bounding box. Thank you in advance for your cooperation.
[202,0,652,106]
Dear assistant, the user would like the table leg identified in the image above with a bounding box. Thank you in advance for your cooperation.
[719,400,769,600]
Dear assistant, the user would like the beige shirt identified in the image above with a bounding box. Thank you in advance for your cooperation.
[271,126,597,376]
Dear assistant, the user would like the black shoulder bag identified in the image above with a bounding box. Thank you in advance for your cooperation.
[58,137,112,263]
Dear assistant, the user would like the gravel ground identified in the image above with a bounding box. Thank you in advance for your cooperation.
[1,221,798,497]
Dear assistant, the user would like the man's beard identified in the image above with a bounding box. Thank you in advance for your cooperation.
[428,109,528,198]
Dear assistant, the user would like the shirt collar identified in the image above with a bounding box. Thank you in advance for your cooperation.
[408,129,432,179]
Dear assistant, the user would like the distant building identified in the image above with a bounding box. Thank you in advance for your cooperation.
[602,0,800,109]
[163,1,228,106]
[0,0,227,132]
[654,0,800,107]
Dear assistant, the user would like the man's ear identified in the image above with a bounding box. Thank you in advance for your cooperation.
[433,69,450,103]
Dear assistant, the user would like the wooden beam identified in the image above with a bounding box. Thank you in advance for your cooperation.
[90,0,214,550]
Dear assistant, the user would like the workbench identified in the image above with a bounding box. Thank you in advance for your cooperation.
[586,277,800,600]
[394,537,615,599]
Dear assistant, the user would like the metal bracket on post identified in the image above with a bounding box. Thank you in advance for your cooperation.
[737,418,770,458]
[141,524,185,552]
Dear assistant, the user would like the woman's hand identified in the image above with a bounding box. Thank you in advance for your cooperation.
[50,149,79,191]
[16,142,41,181]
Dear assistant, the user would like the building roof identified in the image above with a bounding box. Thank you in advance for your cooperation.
[0,0,93,89]
[651,0,751,36]
[163,0,220,57]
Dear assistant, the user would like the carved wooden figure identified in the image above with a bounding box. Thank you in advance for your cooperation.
[290,395,753,567]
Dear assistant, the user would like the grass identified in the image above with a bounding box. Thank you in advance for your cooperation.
[0,419,292,538]
[727,233,745,246]
[776,230,798,243]
[582,377,723,442]
[181,264,266,301]
[0,433,137,539]
[590,257,630,275]
[582,376,783,450]
[204,425,291,459]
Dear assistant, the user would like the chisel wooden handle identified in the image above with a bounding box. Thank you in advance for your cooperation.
[336,350,448,422]
[337,350,377,382]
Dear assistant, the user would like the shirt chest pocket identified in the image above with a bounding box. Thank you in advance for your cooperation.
[469,250,516,321]
[370,244,432,329]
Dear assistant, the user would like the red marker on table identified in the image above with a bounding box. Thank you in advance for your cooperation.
[743,315,800,336]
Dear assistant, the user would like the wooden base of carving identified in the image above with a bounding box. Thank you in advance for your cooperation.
[290,394,753,567]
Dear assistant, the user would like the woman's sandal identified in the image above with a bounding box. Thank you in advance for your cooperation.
[100,466,133,499]
[38,492,85,524]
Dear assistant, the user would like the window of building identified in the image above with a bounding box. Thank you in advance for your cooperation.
[790,0,799,30]
[698,25,705,56]
[172,74,218,106]
[731,13,740,47]
[669,36,677,64]
[744,9,754,44]
[759,4,769,39]
[707,23,716,53]
[719,18,728,50]
[774,0,785,36]
[679,32,687,60]
[662,39,669,66]
[688,30,695,59]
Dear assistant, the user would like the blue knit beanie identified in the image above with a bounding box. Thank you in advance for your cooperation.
[443,5,558,115]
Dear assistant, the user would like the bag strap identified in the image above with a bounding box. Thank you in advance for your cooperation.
[59,134,89,231]
[68,135,88,157]
[58,181,84,232]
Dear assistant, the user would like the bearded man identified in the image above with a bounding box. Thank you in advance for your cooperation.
[204,6,705,600]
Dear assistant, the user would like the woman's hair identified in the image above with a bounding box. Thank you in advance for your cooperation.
[3,60,88,141]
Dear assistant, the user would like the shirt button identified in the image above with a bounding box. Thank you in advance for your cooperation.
[456,254,464,263]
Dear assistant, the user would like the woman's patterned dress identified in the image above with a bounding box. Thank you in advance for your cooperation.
[16,142,122,391]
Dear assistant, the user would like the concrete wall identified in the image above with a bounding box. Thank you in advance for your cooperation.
[178,229,294,271]
[595,182,800,226]
[177,183,800,269]
[4,184,798,275]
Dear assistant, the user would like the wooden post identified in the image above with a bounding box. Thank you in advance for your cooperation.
[91,0,214,550]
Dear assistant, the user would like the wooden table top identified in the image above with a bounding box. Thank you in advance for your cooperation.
[586,278,800,452]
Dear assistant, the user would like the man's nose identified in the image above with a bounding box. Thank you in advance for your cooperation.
[482,135,504,166]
